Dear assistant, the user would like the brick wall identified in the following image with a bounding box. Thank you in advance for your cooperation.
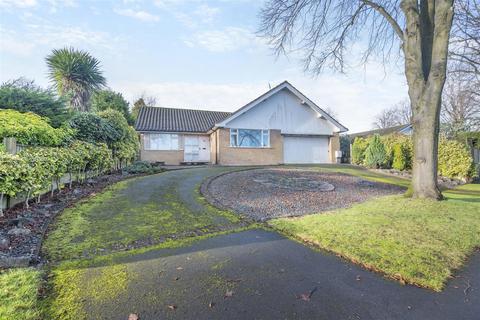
[216,128,283,165]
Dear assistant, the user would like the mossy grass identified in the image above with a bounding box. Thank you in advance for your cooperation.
[41,224,261,319]
[43,170,248,262]
[0,268,43,320]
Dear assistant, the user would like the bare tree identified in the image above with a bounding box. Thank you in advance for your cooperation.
[373,98,412,129]
[259,0,463,199]
[441,72,480,134]
[449,1,480,78]
[373,108,402,129]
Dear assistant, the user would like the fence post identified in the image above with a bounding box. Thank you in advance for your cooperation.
[3,137,17,155]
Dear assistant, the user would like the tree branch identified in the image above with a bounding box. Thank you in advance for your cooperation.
[361,0,404,41]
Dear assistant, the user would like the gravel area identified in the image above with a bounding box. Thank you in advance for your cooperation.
[205,168,405,221]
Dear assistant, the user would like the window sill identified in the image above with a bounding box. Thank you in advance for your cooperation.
[228,146,273,149]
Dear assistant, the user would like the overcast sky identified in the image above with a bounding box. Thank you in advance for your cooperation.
[0,0,409,132]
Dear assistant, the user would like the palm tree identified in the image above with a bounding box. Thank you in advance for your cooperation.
[46,47,106,112]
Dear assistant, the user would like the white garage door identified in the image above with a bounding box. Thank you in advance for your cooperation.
[283,136,329,164]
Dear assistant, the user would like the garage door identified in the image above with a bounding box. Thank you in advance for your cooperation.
[283,136,329,164]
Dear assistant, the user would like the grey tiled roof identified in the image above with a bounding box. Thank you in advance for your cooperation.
[347,124,411,139]
[135,107,232,133]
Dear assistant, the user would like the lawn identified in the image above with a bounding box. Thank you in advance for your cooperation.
[271,165,480,291]
[0,268,42,320]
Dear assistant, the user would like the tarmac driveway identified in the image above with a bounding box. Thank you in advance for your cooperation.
[79,229,479,320]
[47,167,479,319]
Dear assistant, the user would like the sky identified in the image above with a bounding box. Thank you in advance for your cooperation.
[0,0,409,132]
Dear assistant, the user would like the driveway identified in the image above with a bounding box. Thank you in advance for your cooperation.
[45,167,479,319]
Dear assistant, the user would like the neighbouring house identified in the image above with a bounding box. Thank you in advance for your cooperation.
[135,81,348,165]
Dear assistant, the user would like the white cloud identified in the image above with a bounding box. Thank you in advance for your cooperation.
[194,4,220,23]
[153,1,219,28]
[0,27,35,55]
[186,27,263,52]
[0,21,123,57]
[114,8,160,22]
[0,0,37,8]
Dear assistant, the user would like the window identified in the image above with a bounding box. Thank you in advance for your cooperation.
[230,129,270,148]
[144,133,179,150]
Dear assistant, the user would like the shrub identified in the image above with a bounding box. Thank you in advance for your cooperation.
[123,161,163,175]
[392,143,409,171]
[364,134,387,168]
[438,138,474,180]
[68,112,121,145]
[91,90,134,125]
[351,137,369,165]
[0,109,73,146]
[97,109,129,143]
[0,78,71,128]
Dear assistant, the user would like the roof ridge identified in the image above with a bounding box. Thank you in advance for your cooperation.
[140,106,232,114]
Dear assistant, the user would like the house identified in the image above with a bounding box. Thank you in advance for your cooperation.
[347,124,413,141]
[134,81,348,165]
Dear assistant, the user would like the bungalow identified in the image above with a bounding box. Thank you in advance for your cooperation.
[134,81,348,165]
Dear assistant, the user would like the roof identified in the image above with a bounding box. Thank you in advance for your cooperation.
[135,81,348,134]
[135,107,231,133]
[215,81,348,133]
[347,124,412,139]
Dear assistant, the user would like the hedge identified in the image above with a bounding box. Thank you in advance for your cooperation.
[0,141,113,215]
[0,109,73,146]
[438,138,474,180]
[351,133,473,180]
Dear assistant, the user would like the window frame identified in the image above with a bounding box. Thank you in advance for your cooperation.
[144,133,180,151]
[229,129,270,148]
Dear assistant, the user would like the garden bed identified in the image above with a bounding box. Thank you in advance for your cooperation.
[204,168,405,221]
[0,173,136,268]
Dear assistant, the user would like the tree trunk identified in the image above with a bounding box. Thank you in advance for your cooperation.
[411,97,442,199]
[402,0,454,199]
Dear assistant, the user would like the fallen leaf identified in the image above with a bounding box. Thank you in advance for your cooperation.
[224,290,234,298]
[167,305,177,311]
[298,287,317,302]
[299,293,311,301]
[128,314,139,320]
[176,267,183,270]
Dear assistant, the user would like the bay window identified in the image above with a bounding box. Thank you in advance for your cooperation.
[144,133,179,150]
[230,129,270,148]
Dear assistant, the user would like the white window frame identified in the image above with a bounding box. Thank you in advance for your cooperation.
[144,133,180,151]
[229,129,270,148]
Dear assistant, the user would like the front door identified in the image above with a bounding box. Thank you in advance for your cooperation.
[184,136,210,162]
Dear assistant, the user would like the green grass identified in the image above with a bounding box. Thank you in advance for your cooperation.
[0,268,42,320]
[271,165,480,291]
[43,171,244,262]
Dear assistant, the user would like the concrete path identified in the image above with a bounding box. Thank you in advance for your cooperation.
[80,229,479,320]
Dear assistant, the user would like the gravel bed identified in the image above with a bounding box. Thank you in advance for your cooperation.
[205,168,405,221]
